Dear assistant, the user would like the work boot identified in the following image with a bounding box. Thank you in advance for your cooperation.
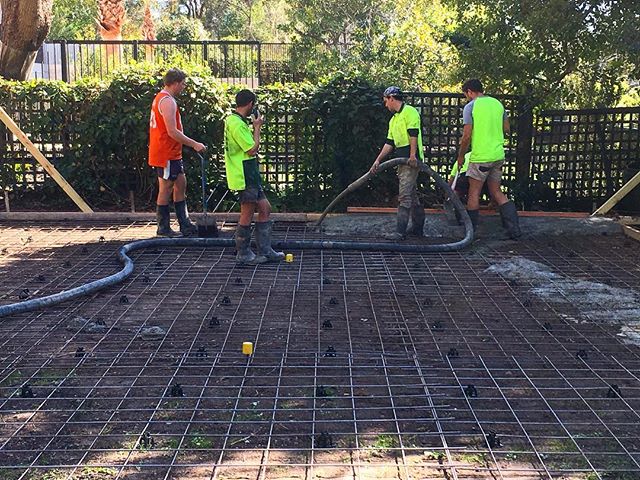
[466,209,480,234]
[499,201,522,239]
[407,204,425,236]
[234,225,266,265]
[390,206,410,240]
[255,221,285,262]
[156,205,182,237]
[174,200,198,237]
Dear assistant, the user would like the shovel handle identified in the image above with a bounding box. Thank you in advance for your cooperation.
[193,150,208,216]
[451,172,459,192]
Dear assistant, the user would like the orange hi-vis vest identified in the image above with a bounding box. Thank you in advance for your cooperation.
[148,90,183,168]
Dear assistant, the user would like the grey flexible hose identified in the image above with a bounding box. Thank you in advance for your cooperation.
[0,158,472,318]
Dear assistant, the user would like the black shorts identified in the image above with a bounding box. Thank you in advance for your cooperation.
[238,158,264,203]
[238,186,266,203]
[156,159,184,181]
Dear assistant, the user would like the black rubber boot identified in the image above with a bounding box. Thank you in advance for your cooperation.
[499,201,522,239]
[156,205,181,237]
[407,204,425,236]
[174,200,198,237]
[255,221,285,262]
[234,225,266,265]
[467,209,480,234]
[392,206,410,240]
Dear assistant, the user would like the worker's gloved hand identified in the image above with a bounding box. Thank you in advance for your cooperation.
[370,160,380,174]
[408,156,418,167]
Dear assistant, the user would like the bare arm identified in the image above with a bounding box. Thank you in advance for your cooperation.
[246,115,264,156]
[370,143,395,174]
[408,135,418,166]
[503,117,511,135]
[457,124,472,167]
[159,97,205,152]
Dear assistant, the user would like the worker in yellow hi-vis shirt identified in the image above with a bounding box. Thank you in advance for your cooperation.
[456,78,521,239]
[224,89,284,265]
[370,86,425,240]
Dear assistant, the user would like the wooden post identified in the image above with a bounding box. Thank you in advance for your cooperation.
[0,106,93,213]
[592,170,640,215]
[3,189,9,212]
[129,190,136,213]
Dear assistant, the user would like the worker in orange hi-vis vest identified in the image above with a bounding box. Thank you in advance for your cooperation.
[148,68,206,237]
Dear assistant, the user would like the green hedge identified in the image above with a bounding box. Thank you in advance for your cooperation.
[0,65,411,212]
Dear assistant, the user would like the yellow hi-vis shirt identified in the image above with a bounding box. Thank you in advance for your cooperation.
[450,152,471,177]
[224,112,255,191]
[386,103,424,160]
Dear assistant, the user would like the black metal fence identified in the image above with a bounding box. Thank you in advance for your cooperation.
[31,40,297,86]
[1,92,639,211]
[531,107,640,210]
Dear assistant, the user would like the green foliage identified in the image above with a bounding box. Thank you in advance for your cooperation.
[49,0,148,41]
[251,74,401,212]
[50,0,97,40]
[445,0,640,107]
[157,16,209,41]
[282,0,390,81]
[348,0,460,91]
[281,0,460,92]
[1,66,403,212]
[187,434,214,449]
[0,61,229,210]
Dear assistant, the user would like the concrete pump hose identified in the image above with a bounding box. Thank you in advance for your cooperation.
[0,158,472,318]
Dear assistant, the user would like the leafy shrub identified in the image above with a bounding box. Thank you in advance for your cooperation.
[0,66,415,212]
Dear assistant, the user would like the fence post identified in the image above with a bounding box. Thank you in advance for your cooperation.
[60,41,69,83]
[257,43,262,86]
[132,40,139,61]
[203,41,209,63]
[515,98,533,185]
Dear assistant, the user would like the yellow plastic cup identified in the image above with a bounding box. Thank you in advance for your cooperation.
[285,253,294,263]
[242,342,253,355]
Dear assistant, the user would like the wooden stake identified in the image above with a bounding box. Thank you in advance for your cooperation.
[623,225,640,243]
[3,190,9,213]
[0,106,93,213]
[592,170,640,216]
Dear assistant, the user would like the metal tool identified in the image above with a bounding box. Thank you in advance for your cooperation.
[195,151,219,238]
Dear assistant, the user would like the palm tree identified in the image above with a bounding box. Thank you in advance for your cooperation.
[96,0,125,64]
[141,0,156,61]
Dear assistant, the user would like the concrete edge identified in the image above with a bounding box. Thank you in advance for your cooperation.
[0,211,325,222]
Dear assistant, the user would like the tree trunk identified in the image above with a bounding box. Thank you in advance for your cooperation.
[0,0,53,80]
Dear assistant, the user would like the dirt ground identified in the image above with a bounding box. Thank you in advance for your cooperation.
[0,214,639,480]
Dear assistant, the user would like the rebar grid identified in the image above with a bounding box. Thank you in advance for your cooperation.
[1,220,639,480]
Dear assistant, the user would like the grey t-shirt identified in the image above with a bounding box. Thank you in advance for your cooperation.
[462,99,508,125]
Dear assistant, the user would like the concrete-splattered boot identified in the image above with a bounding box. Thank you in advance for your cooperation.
[499,201,522,239]
[174,200,198,237]
[156,205,182,237]
[255,221,285,262]
[235,225,266,265]
[407,204,425,236]
[391,206,410,241]
[467,209,479,237]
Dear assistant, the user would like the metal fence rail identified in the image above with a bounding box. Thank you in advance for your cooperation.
[31,40,295,86]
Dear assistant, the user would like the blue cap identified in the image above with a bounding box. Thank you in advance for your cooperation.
[383,86,402,98]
